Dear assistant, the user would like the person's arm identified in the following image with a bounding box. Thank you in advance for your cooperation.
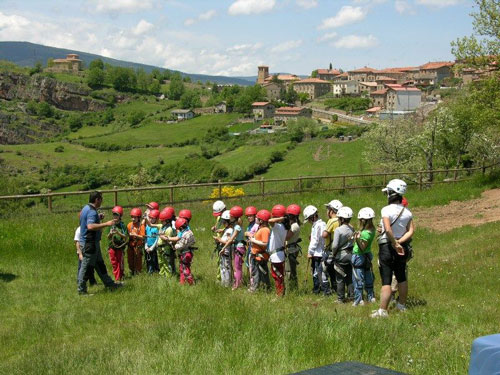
[75,241,83,261]
[221,228,239,252]
[355,230,369,252]
[88,220,115,231]
[382,216,404,254]
[269,217,284,224]
[308,225,319,256]
[397,220,414,244]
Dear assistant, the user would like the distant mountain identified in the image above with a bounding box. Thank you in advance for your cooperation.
[0,41,252,86]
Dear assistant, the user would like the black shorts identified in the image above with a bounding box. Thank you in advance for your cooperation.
[378,242,409,286]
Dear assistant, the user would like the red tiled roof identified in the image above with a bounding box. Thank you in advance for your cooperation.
[371,89,388,95]
[275,107,304,114]
[385,84,403,89]
[317,69,341,75]
[359,81,377,87]
[295,78,331,84]
[375,68,405,74]
[348,66,377,73]
[338,72,348,77]
[366,107,381,113]
[252,102,271,106]
[389,87,421,92]
[420,61,455,70]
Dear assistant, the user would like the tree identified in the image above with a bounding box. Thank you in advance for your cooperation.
[47,58,54,68]
[329,62,333,70]
[311,70,318,78]
[285,86,298,104]
[180,90,202,109]
[451,0,500,67]
[136,68,151,91]
[298,92,309,104]
[89,59,104,70]
[168,74,185,100]
[108,66,137,91]
[149,80,161,94]
[29,61,42,76]
[86,67,105,87]
[271,74,279,83]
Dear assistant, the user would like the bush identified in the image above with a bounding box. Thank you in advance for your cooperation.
[68,116,83,132]
[128,110,146,126]
[54,145,64,153]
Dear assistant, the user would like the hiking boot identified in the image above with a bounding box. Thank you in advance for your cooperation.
[370,309,388,318]
[352,300,365,307]
[396,302,407,312]
[107,283,123,291]
[79,291,94,296]
[369,297,376,303]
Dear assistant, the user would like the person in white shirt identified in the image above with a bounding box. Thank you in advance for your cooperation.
[371,179,415,318]
[213,210,233,287]
[268,205,288,297]
[304,205,330,295]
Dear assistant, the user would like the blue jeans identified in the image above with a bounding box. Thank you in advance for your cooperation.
[352,253,374,304]
[145,249,159,274]
[311,257,331,295]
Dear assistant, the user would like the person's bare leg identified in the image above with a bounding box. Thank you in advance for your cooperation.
[380,285,392,310]
[397,281,408,305]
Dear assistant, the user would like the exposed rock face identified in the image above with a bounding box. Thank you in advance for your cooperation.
[0,112,62,144]
[0,72,107,111]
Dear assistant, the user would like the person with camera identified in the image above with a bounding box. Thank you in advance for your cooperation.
[371,179,414,318]
[77,191,122,295]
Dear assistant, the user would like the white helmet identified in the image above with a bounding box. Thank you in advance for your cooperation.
[382,179,407,196]
[337,206,353,219]
[303,205,318,220]
[213,200,226,214]
[221,210,231,220]
[324,199,343,211]
[358,207,375,220]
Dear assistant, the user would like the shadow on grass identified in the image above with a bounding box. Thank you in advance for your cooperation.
[0,272,17,283]
[406,296,428,308]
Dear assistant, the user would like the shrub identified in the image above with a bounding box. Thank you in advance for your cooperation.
[128,110,146,126]
[54,145,64,153]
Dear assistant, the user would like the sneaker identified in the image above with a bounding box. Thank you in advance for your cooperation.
[396,302,407,312]
[368,297,376,303]
[78,291,94,296]
[352,300,365,307]
[370,308,389,318]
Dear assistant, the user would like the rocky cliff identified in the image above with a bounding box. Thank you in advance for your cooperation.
[0,72,107,111]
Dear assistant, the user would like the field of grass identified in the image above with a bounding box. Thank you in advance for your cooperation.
[213,142,289,170]
[1,178,499,374]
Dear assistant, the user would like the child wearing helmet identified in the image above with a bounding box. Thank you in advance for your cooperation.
[169,217,196,285]
[372,179,414,318]
[285,204,302,290]
[217,206,245,290]
[211,201,226,281]
[107,206,129,281]
[352,207,376,306]
[244,206,259,284]
[322,199,343,293]
[142,201,159,226]
[304,205,330,295]
[248,209,271,292]
[268,204,288,297]
[145,209,161,274]
[213,210,234,287]
[330,206,355,303]
[127,208,146,275]
[158,209,177,278]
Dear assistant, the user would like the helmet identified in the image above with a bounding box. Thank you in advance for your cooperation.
[271,204,286,218]
[175,217,187,229]
[149,209,160,219]
[159,210,173,221]
[161,206,175,218]
[402,197,409,207]
[325,199,343,211]
[256,209,271,222]
[337,206,353,219]
[286,204,301,216]
[245,206,257,216]
[147,202,159,210]
[112,206,123,216]
[303,205,317,220]
[357,207,375,220]
[229,206,244,218]
[221,210,231,221]
[179,209,192,220]
[130,207,142,217]
[382,179,407,196]
[212,200,226,216]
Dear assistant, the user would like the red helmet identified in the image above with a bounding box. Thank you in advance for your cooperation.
[256,209,271,222]
[159,210,173,221]
[229,206,244,218]
[402,197,409,208]
[112,206,123,216]
[175,217,187,229]
[271,204,286,218]
[179,209,192,220]
[245,206,257,216]
[130,208,142,217]
[162,206,175,217]
[286,204,301,216]
[149,209,160,219]
[147,202,159,210]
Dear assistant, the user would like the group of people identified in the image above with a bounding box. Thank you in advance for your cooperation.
[75,178,414,318]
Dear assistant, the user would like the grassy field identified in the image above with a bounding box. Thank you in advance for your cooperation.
[1,177,499,374]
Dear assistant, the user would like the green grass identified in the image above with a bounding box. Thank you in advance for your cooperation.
[228,122,260,133]
[0,181,499,374]
[213,142,289,170]
[80,114,240,147]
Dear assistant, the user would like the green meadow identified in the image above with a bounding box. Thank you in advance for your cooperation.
[1,176,500,374]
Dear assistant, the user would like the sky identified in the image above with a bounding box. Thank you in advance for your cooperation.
[0,0,475,77]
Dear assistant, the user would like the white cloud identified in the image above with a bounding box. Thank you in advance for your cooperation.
[132,19,154,35]
[395,0,415,14]
[226,43,263,54]
[333,34,378,48]
[317,32,338,43]
[416,0,462,7]
[184,9,216,26]
[319,6,366,29]
[296,0,318,9]
[228,0,276,15]
[92,0,154,13]
[270,39,303,53]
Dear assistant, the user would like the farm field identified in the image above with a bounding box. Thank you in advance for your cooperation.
[1,176,500,374]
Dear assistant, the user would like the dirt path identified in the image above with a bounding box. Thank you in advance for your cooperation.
[413,188,500,232]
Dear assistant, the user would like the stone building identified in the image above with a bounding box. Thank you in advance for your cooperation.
[252,102,275,120]
[262,82,282,100]
[274,106,311,124]
[386,86,421,112]
[46,54,82,73]
[257,66,270,84]
[332,80,359,97]
[317,69,341,81]
[293,78,331,99]
[348,67,377,82]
